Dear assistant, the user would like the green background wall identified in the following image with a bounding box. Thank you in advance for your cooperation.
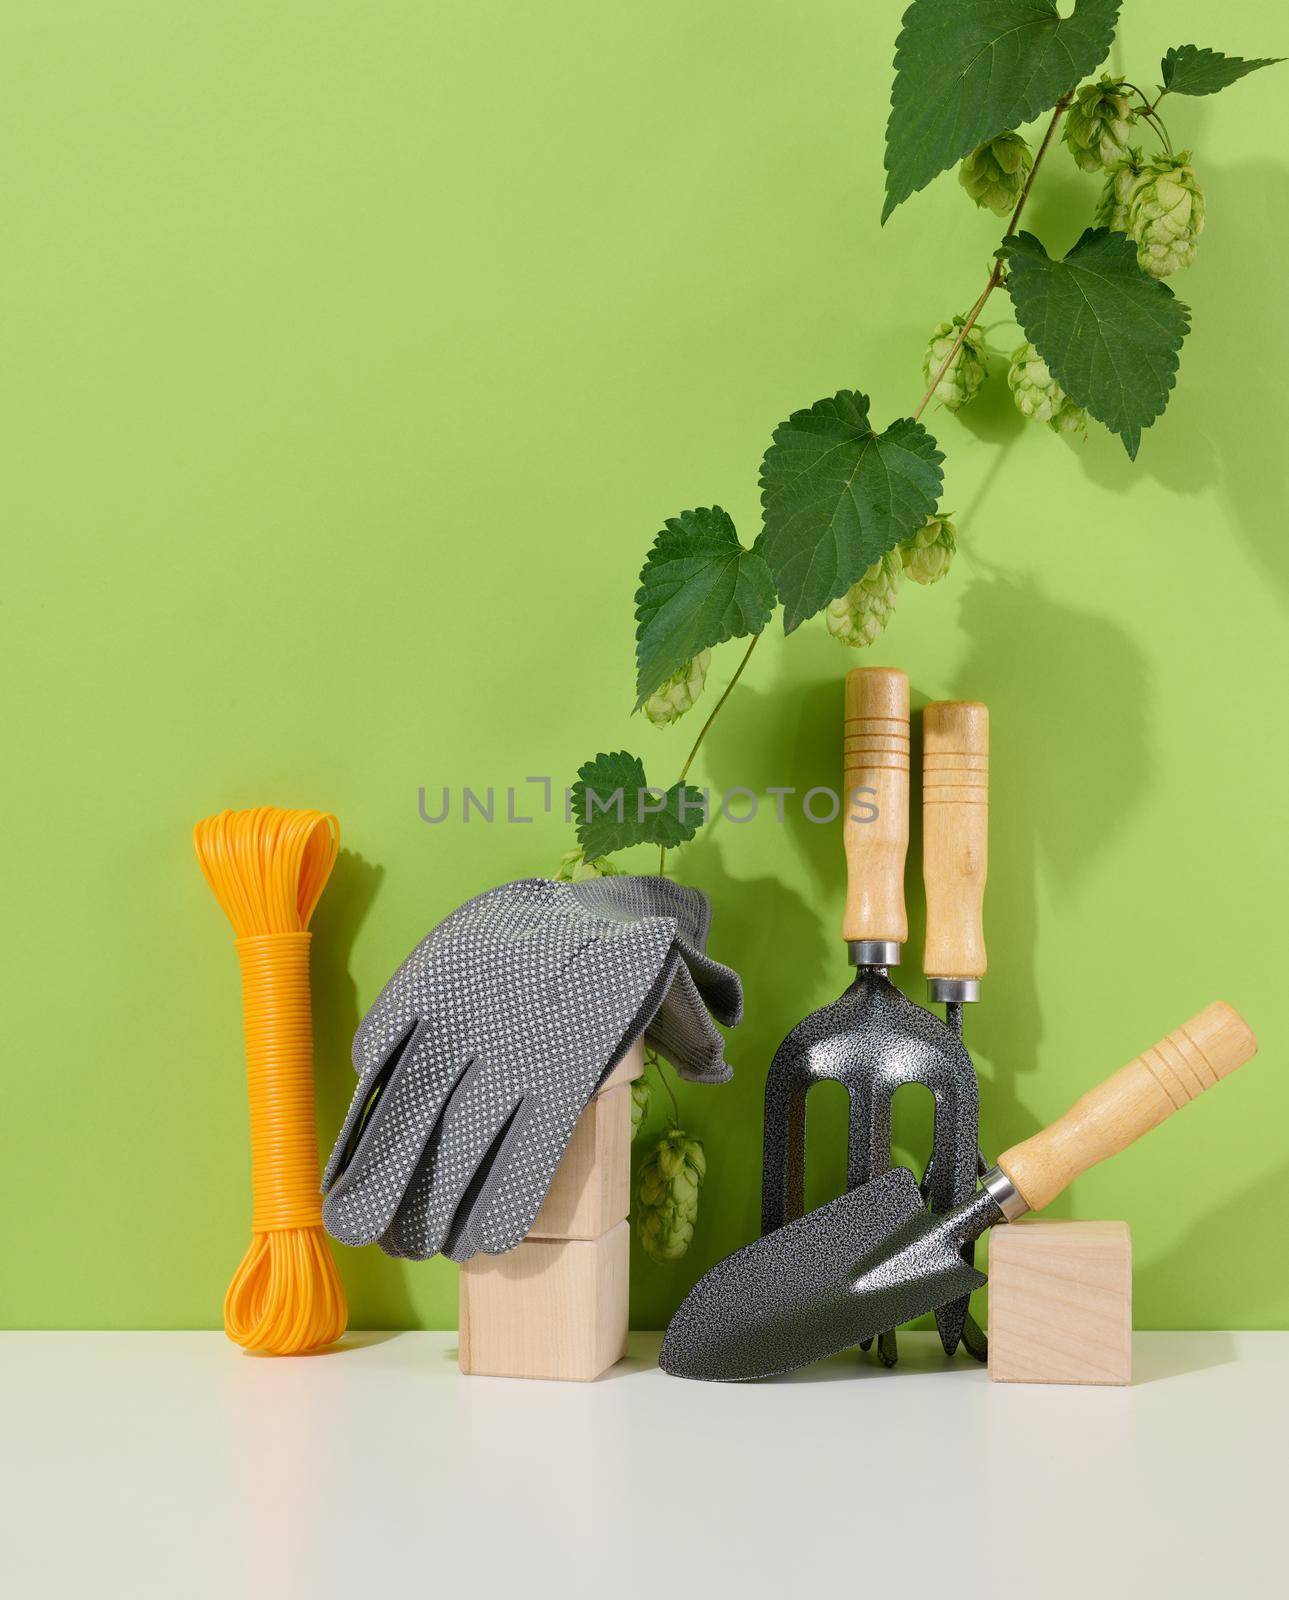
[5,1,1286,1333]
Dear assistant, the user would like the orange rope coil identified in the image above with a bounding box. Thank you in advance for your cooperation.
[194,806,348,1355]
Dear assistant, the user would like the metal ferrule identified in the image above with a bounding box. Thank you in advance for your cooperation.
[980,1165,1029,1223]
[928,976,981,1005]
[848,940,901,968]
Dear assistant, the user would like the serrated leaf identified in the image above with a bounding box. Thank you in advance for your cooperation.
[758,392,943,633]
[634,507,775,708]
[571,751,705,857]
[1160,44,1283,97]
[883,0,1121,222]
[1000,229,1190,459]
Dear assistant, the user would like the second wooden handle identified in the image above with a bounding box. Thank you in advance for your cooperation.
[922,700,988,979]
[842,667,908,944]
[997,1002,1258,1213]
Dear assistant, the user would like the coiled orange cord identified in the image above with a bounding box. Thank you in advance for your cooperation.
[194,806,348,1355]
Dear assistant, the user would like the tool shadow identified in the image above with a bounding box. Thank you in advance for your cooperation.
[1130,1331,1237,1387]
[755,1337,981,1384]
[948,569,1152,1161]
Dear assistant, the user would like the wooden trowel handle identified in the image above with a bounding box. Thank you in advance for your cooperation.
[922,701,988,980]
[842,667,908,945]
[997,1003,1258,1213]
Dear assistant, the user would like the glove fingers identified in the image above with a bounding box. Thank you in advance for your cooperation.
[672,942,743,1028]
[321,1016,466,1248]
[644,958,734,1084]
[379,1060,525,1261]
[457,1089,586,1258]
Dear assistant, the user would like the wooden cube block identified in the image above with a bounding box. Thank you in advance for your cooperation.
[458,1040,643,1381]
[988,1219,1132,1386]
[458,1220,629,1381]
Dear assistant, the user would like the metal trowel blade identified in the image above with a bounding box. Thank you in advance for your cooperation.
[661,1168,988,1382]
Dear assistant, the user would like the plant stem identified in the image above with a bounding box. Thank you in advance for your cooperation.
[657,632,759,874]
[912,94,1072,424]
[654,1055,682,1128]
[678,633,759,782]
[913,270,1000,423]
[1123,83,1172,153]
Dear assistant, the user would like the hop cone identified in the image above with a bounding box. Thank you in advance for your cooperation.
[1125,151,1205,278]
[630,1077,650,1140]
[1063,76,1136,173]
[959,132,1033,217]
[921,317,987,412]
[642,649,710,727]
[1094,148,1146,232]
[823,550,902,648]
[900,515,957,586]
[636,1129,706,1263]
[1007,343,1086,435]
[553,846,622,883]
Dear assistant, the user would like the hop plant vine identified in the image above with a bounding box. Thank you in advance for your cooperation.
[556,16,1280,1255]
[631,1046,709,1264]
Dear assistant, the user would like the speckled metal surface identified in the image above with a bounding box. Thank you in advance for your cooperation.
[761,967,984,1362]
[661,1172,1001,1382]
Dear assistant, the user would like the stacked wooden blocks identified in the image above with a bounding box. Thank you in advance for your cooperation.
[458,1039,643,1381]
[987,1218,1133,1385]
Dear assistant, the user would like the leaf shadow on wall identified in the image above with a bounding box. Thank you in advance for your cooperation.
[949,569,1153,1163]
[1067,160,1289,612]
[310,849,418,1331]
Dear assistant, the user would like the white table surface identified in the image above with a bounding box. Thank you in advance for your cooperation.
[3,1330,1283,1599]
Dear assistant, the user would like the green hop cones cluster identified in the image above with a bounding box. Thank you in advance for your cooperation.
[1007,343,1086,435]
[899,514,956,586]
[1062,76,1136,172]
[921,316,987,412]
[630,1077,650,1140]
[636,1129,706,1263]
[959,131,1033,217]
[642,648,710,726]
[1124,151,1205,278]
[1094,148,1146,232]
[823,549,902,648]
[552,846,622,882]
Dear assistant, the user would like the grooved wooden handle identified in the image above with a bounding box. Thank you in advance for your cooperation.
[997,1003,1259,1213]
[842,667,908,944]
[922,701,988,979]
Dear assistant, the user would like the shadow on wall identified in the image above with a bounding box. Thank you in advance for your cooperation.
[1133,1153,1289,1331]
[310,848,419,1329]
[1067,159,1289,614]
[945,568,1153,1165]
[625,825,829,1323]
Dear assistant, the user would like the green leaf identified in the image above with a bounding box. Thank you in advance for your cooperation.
[1000,229,1190,459]
[571,751,705,857]
[883,0,1121,222]
[634,507,775,709]
[758,392,943,633]
[1160,45,1283,97]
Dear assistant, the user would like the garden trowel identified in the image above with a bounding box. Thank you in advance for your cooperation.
[665,1001,1257,1381]
[761,670,986,1364]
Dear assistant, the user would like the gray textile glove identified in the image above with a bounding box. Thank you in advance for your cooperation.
[321,876,741,1263]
